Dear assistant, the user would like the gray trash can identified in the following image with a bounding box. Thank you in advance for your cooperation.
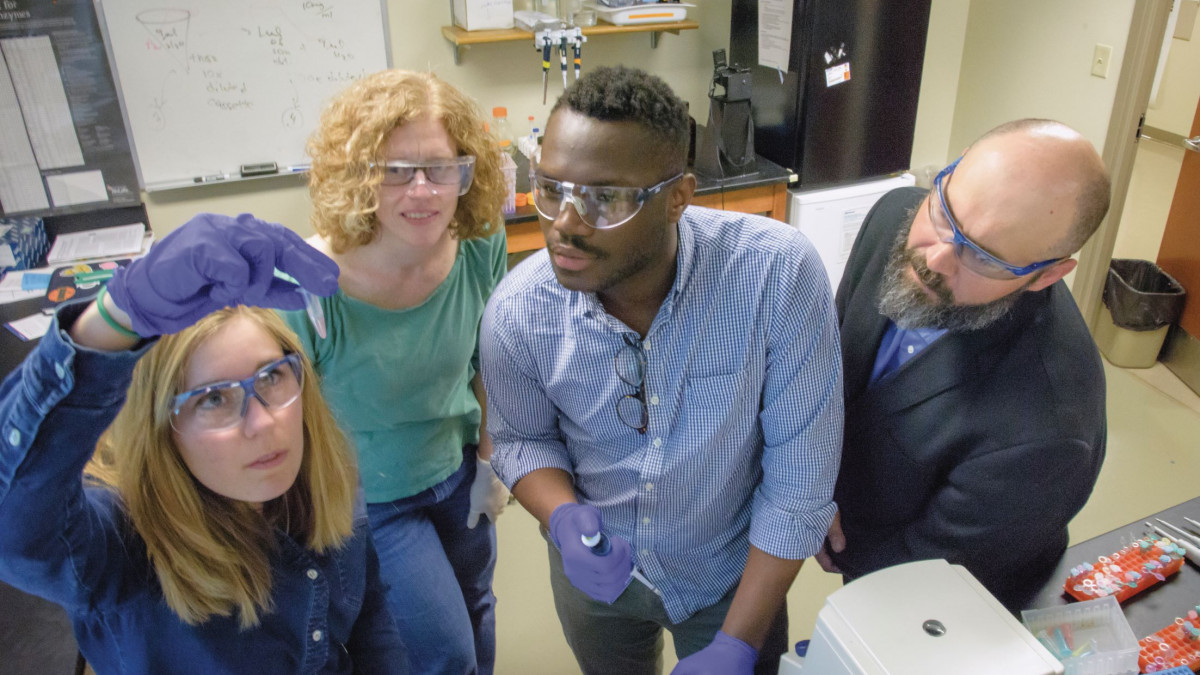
[1095,259,1186,368]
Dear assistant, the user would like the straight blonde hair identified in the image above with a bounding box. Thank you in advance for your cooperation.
[86,306,358,629]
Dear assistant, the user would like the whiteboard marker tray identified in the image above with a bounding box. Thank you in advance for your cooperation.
[585,2,693,26]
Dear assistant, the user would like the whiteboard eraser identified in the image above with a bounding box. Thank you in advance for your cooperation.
[240,162,278,177]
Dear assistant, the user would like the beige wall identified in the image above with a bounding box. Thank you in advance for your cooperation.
[908,0,970,185]
[947,0,1135,154]
[1145,7,1200,135]
[142,2,732,238]
[139,1,1158,242]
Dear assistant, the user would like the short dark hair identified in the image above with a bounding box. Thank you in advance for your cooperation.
[552,65,690,173]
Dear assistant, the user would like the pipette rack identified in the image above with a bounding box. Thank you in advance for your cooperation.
[1138,608,1200,673]
[1063,534,1186,603]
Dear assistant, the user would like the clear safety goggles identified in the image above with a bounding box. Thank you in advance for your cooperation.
[170,354,303,434]
[377,156,476,196]
[929,157,1065,280]
[532,172,683,230]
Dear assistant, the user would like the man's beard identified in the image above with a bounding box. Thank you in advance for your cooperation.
[876,208,1033,331]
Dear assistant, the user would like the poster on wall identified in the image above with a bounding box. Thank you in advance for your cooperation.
[0,0,140,217]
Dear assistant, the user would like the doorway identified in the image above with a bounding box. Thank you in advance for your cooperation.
[1155,95,1200,393]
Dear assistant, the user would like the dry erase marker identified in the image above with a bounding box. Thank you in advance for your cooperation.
[297,288,327,339]
[194,173,227,183]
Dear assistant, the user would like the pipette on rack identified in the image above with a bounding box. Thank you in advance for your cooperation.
[1185,516,1200,533]
[573,32,582,80]
[541,34,552,104]
[559,34,569,89]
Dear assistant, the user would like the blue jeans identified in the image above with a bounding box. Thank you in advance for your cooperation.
[366,447,497,675]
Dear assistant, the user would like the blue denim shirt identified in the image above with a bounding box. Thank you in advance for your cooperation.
[0,304,407,674]
[481,206,843,622]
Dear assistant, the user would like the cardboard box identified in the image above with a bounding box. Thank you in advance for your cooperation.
[452,0,514,30]
[0,216,49,275]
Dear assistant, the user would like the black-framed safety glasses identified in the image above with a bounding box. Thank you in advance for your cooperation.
[376,156,476,196]
[614,334,648,434]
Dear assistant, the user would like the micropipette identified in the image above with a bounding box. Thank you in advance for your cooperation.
[581,531,660,594]
[573,33,581,80]
[559,34,569,89]
[541,35,552,104]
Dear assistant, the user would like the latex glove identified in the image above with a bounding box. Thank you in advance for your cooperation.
[466,457,508,529]
[107,213,339,337]
[814,510,845,574]
[670,631,758,675]
[549,503,632,604]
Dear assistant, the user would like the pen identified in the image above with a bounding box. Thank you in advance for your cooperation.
[194,173,227,183]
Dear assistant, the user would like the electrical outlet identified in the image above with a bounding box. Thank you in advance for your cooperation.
[1091,43,1112,78]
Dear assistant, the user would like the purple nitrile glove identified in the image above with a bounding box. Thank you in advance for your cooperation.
[106,213,339,337]
[670,631,758,675]
[549,503,632,604]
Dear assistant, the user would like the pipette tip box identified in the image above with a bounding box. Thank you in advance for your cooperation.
[1021,596,1140,675]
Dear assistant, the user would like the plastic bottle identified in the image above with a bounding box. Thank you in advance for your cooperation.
[499,144,517,214]
[518,120,542,160]
[491,106,516,157]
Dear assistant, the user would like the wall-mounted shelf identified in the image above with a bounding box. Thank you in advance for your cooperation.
[441,20,699,64]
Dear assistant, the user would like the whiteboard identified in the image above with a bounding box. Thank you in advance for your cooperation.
[96,0,390,190]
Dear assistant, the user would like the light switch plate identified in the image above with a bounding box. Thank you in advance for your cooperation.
[1091,43,1112,78]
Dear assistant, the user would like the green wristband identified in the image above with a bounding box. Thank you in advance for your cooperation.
[96,286,140,340]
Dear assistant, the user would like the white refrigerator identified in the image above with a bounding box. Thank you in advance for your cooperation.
[788,174,916,291]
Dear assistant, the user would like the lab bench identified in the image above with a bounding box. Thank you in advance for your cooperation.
[1029,494,1200,636]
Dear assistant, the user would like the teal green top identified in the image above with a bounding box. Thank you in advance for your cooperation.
[283,228,507,503]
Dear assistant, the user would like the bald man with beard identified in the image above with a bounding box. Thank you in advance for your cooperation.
[818,119,1112,611]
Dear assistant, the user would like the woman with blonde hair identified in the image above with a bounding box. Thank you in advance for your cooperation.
[281,68,509,674]
[0,215,407,674]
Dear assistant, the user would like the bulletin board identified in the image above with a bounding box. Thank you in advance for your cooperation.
[95,0,390,191]
[0,0,140,217]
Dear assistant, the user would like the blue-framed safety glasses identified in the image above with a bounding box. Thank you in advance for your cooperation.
[930,156,1066,280]
[170,353,303,434]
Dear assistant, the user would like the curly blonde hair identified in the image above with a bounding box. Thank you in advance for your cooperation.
[307,69,506,252]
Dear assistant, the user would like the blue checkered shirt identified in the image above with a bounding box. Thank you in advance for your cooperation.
[480,206,843,622]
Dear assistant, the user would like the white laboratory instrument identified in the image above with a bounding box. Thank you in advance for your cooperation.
[780,559,1064,675]
[787,173,915,291]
